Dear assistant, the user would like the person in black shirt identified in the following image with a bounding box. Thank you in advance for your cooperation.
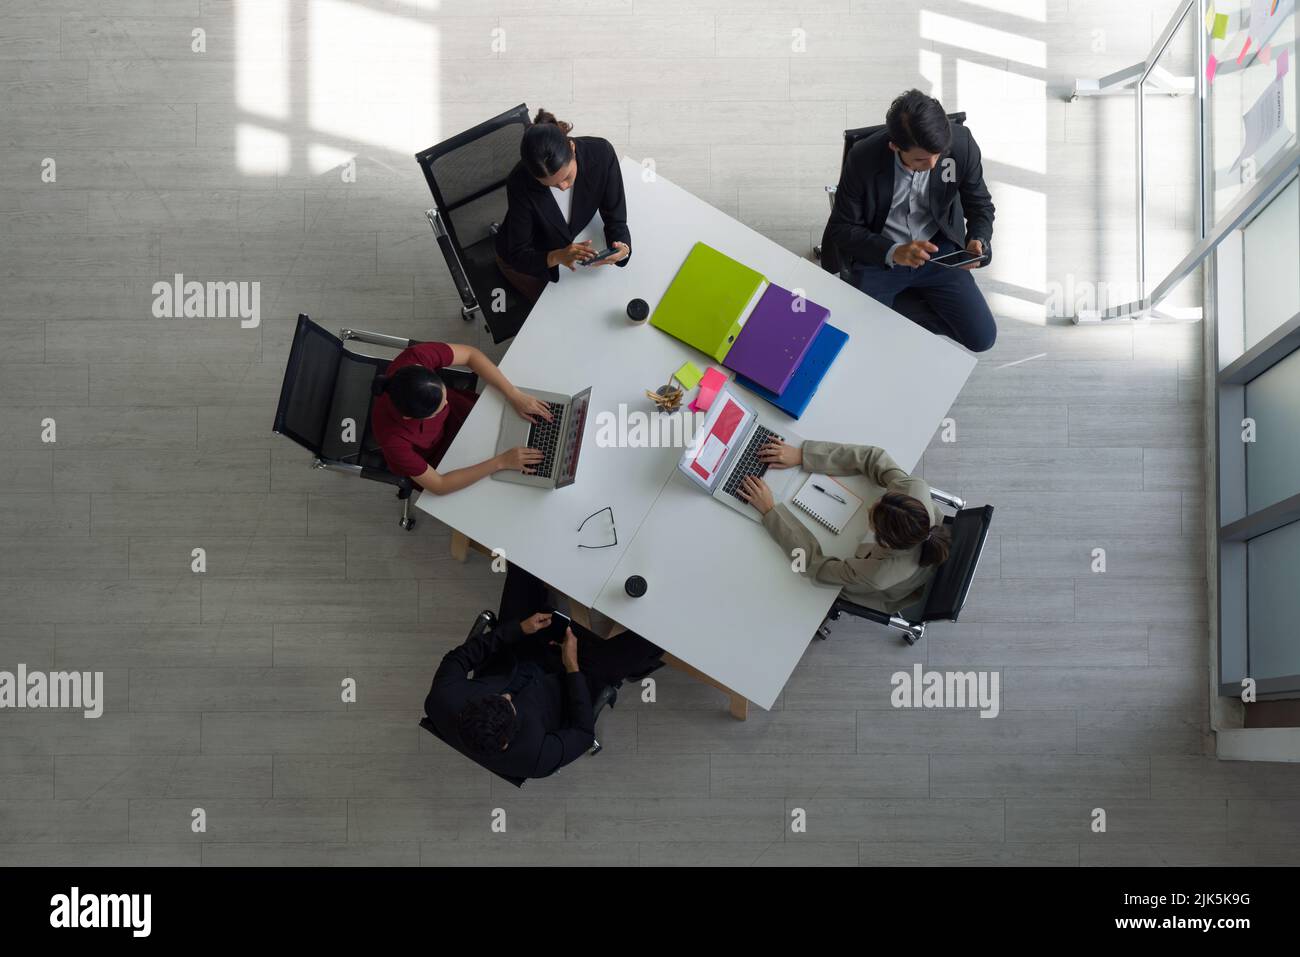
[424,564,661,781]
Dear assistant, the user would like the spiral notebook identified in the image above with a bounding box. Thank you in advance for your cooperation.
[791,474,862,534]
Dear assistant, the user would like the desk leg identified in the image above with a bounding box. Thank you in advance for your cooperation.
[567,602,593,631]
[450,530,470,563]
[449,531,491,562]
[662,653,749,721]
[564,603,750,720]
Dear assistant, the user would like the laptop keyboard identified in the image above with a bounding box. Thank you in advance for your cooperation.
[526,402,568,479]
[723,425,783,501]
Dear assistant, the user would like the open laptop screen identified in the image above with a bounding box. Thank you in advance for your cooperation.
[555,387,591,489]
[678,388,753,492]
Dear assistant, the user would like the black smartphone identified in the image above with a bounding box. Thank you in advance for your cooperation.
[929,249,989,269]
[579,247,618,266]
[542,609,572,641]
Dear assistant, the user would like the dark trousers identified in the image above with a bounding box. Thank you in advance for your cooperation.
[497,564,663,698]
[495,254,545,304]
[852,237,997,353]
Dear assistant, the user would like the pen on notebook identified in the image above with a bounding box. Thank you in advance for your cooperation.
[813,483,847,505]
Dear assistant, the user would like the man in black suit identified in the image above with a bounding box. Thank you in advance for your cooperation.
[424,564,662,781]
[823,89,997,353]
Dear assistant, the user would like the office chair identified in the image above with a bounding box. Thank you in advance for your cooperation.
[418,609,622,789]
[814,113,970,328]
[816,490,993,646]
[272,313,478,532]
[415,103,534,345]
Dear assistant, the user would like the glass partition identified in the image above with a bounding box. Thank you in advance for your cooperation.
[1208,0,1298,222]
[1242,174,1300,346]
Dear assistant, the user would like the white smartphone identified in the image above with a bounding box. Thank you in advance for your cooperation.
[929,249,989,269]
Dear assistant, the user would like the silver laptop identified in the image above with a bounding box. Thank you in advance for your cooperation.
[677,385,803,521]
[492,386,591,489]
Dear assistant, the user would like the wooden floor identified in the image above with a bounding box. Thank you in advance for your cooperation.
[2,0,1299,867]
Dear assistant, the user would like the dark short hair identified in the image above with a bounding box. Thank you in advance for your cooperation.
[374,365,445,418]
[457,695,516,754]
[521,108,574,179]
[885,89,952,154]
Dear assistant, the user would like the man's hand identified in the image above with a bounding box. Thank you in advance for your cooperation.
[892,239,938,268]
[496,446,544,474]
[552,626,580,673]
[758,439,802,469]
[587,240,629,267]
[960,238,986,270]
[548,241,595,271]
[509,389,553,424]
[738,475,776,515]
[519,612,552,636]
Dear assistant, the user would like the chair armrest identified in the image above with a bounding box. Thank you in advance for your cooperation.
[929,487,965,511]
[427,208,477,310]
[830,597,893,627]
[340,328,414,350]
[339,328,479,392]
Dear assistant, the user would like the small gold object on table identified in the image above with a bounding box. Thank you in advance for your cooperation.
[646,384,684,413]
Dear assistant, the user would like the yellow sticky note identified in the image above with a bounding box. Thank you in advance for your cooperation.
[1204,5,1215,32]
[1212,12,1228,39]
[674,360,703,390]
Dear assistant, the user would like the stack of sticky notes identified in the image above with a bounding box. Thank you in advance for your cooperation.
[689,367,727,412]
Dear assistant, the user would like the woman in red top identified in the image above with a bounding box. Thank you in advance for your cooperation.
[371,341,550,495]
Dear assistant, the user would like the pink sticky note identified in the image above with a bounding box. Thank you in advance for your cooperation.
[1206,53,1218,86]
[1279,49,1291,79]
[1260,43,1273,65]
[1237,37,1251,65]
[689,367,727,412]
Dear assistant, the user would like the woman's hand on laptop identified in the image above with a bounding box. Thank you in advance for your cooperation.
[758,439,802,469]
[510,389,553,424]
[496,446,544,474]
[739,475,775,515]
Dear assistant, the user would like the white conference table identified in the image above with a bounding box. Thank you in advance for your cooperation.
[418,157,975,712]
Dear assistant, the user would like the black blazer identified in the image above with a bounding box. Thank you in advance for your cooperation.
[823,124,995,270]
[424,618,595,781]
[494,135,632,282]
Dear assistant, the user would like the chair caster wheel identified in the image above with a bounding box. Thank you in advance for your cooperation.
[902,632,919,646]
[399,516,416,531]
[812,244,822,260]
[815,623,831,640]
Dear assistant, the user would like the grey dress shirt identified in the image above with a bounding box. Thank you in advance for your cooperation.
[882,154,939,268]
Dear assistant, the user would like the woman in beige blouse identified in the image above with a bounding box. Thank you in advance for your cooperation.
[738,440,951,612]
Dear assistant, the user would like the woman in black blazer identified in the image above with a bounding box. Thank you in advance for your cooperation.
[494,109,632,302]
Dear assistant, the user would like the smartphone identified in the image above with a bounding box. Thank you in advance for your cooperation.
[579,247,618,266]
[542,609,573,641]
[929,249,989,269]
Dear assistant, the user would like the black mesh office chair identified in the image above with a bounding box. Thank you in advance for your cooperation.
[814,113,969,328]
[415,103,534,345]
[418,610,621,789]
[816,490,993,646]
[271,313,478,532]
